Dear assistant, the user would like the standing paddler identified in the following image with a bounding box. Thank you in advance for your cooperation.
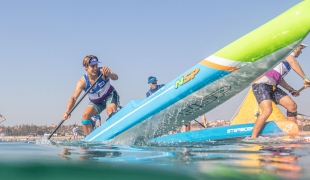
[251,43,310,139]
[62,55,120,136]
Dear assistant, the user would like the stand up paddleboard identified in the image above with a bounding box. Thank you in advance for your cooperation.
[150,121,299,144]
[85,1,310,143]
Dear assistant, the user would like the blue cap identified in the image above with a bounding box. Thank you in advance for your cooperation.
[89,57,101,65]
[148,77,157,83]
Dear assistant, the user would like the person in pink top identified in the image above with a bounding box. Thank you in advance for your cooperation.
[251,43,310,139]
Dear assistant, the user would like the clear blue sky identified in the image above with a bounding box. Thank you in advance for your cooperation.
[1,0,309,126]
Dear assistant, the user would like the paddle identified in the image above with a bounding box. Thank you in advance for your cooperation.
[293,86,308,118]
[48,73,103,140]
[194,119,206,128]
[0,115,6,124]
[292,86,306,95]
[298,113,310,118]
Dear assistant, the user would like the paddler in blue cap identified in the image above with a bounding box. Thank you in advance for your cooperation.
[146,76,165,97]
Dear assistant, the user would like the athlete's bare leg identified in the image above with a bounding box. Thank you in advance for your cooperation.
[251,100,273,139]
[278,95,297,123]
[82,106,97,135]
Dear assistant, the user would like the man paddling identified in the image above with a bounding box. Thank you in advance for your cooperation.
[62,55,119,136]
[146,76,165,97]
[251,43,310,139]
[73,126,78,140]
[146,77,208,132]
[91,114,101,130]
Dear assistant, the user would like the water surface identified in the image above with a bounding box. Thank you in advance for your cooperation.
[1,137,309,180]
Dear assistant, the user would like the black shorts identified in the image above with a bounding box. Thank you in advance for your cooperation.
[252,84,288,105]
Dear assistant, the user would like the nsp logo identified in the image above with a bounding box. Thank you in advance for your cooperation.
[175,68,200,89]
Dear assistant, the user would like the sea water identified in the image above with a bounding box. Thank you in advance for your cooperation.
[1,137,310,180]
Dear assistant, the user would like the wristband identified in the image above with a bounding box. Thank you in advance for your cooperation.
[303,76,307,80]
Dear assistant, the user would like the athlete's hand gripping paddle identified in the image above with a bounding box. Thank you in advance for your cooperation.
[291,86,306,96]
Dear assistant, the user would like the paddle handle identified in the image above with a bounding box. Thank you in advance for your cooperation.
[48,74,103,140]
[291,86,306,96]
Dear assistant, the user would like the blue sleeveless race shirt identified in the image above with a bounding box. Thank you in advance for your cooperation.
[146,84,164,97]
[83,68,114,103]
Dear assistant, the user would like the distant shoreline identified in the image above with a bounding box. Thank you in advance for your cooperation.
[0,135,84,141]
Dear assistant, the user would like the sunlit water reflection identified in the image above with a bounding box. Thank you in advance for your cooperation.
[1,136,310,179]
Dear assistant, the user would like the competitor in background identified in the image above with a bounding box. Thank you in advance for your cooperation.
[251,43,310,139]
[201,114,207,128]
[181,114,207,132]
[106,102,123,121]
[116,101,123,113]
[73,126,78,140]
[181,122,191,132]
[62,55,119,136]
[91,114,101,130]
[146,76,165,97]
[146,76,208,132]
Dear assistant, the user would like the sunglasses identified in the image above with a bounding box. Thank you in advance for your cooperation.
[151,81,157,84]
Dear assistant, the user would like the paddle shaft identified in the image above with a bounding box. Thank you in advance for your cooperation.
[297,86,305,93]
[298,113,310,118]
[194,119,206,128]
[48,74,103,140]
[294,86,308,118]
[0,115,5,124]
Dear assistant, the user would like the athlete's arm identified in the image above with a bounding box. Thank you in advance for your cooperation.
[286,55,310,87]
[286,55,306,78]
[100,66,118,80]
[62,77,85,120]
[109,71,118,80]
